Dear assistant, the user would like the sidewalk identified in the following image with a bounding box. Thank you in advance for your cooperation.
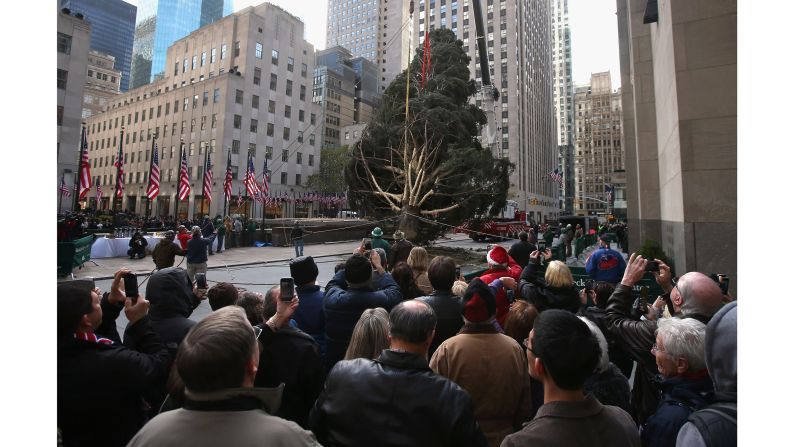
[62,239,364,281]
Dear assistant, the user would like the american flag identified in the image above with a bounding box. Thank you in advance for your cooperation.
[60,180,72,197]
[202,152,213,203]
[244,153,260,196]
[146,141,160,199]
[548,168,563,186]
[605,184,613,202]
[260,157,270,197]
[114,132,125,198]
[78,126,92,199]
[236,187,243,208]
[223,150,233,201]
[178,145,191,200]
[96,184,103,203]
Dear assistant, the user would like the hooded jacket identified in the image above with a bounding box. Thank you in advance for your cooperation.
[676,302,737,446]
[640,373,715,447]
[130,267,201,353]
[517,262,581,314]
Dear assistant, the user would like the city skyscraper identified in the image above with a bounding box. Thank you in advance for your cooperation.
[130,0,233,89]
[60,0,137,92]
[415,0,558,222]
[573,71,623,217]
[326,0,412,93]
[82,51,122,119]
[551,0,574,214]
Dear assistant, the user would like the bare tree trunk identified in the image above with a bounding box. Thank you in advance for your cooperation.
[398,205,422,241]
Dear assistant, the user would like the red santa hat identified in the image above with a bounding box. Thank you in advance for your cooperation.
[486,245,509,268]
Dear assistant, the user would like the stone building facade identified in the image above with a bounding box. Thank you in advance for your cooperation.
[82,51,122,119]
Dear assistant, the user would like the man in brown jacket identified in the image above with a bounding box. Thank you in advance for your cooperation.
[430,278,532,447]
[501,309,640,447]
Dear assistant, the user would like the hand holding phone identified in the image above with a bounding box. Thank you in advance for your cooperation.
[195,272,208,290]
[280,277,295,302]
[645,261,660,272]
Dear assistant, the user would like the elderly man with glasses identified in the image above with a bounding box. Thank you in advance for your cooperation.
[604,253,725,424]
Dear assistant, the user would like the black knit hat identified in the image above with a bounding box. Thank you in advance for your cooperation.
[289,256,319,286]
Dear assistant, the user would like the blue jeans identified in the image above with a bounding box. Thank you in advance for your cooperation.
[294,239,304,257]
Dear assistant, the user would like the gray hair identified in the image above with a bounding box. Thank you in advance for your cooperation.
[656,317,707,372]
[579,316,610,373]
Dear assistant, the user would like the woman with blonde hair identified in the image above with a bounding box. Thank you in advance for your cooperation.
[517,250,581,313]
[406,246,433,294]
[343,308,390,360]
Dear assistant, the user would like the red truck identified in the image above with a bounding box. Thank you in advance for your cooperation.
[454,217,533,242]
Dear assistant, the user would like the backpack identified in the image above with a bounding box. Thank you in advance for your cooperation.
[687,402,737,447]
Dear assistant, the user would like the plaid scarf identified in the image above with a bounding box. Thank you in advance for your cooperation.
[74,331,114,345]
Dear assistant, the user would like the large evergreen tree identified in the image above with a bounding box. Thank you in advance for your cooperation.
[345,28,512,242]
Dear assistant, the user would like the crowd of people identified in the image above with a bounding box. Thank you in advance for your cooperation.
[57,225,736,447]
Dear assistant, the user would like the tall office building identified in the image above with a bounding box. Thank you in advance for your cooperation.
[85,3,320,218]
[82,51,122,119]
[572,72,623,217]
[58,7,91,212]
[60,0,136,92]
[326,0,412,93]
[130,0,233,89]
[415,0,558,223]
[551,0,574,214]
[617,0,736,281]
[314,47,357,150]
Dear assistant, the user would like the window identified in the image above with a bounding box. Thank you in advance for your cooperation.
[309,134,315,146]
[296,152,302,164]
[57,69,68,89]
[267,123,274,136]
[266,146,273,159]
[284,105,291,118]
[300,85,306,101]
[183,59,188,73]
[235,89,243,104]
[283,127,290,140]
[253,67,261,85]
[252,95,259,109]
[310,113,316,125]
[191,118,196,132]
[299,110,305,122]
[192,55,197,69]
[282,150,289,162]
[57,33,72,54]
[234,41,240,57]
[286,80,293,96]
[193,94,198,108]
[301,63,307,77]
[268,100,276,113]
[280,172,287,184]
[250,119,258,133]
[201,116,207,130]
[271,49,279,65]
[233,114,242,129]
[174,61,179,75]
[231,139,240,154]
[183,98,189,111]
[211,114,217,128]
[134,111,139,123]
[213,88,220,103]
[270,73,277,91]
[287,57,294,72]
[157,105,162,117]
[57,106,64,125]
[221,44,227,59]
[201,51,206,66]
[255,42,263,59]
[308,154,314,166]
[181,120,186,134]
[295,174,301,186]
[211,47,216,63]
[248,143,256,157]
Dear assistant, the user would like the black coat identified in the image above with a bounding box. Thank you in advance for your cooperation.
[508,240,536,268]
[309,350,488,447]
[254,325,326,429]
[416,290,463,356]
[581,306,635,378]
[58,296,171,447]
[517,263,581,313]
[605,283,660,424]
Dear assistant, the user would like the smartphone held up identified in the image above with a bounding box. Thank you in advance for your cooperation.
[280,277,295,302]
[123,272,139,303]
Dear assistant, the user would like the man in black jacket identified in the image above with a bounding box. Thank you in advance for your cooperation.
[508,231,536,268]
[254,285,325,428]
[309,300,488,447]
[57,270,171,447]
[605,253,725,423]
[416,256,463,356]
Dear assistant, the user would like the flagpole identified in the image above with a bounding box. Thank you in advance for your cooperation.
[146,137,156,220]
[260,157,266,227]
[115,126,124,211]
[223,148,230,218]
[73,123,86,212]
[175,139,183,228]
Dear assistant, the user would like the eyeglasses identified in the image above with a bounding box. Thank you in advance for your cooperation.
[651,344,664,355]
[522,338,539,358]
